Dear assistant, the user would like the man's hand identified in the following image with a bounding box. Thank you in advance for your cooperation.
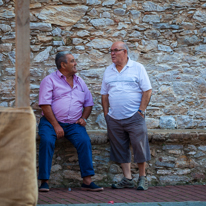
[76,118,86,127]
[54,124,64,139]
[138,111,145,118]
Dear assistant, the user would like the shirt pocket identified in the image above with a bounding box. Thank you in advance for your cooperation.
[73,89,85,104]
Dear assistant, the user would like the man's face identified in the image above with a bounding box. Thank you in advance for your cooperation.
[110,43,126,65]
[63,54,77,75]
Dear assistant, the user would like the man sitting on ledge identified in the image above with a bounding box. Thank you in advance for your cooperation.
[38,51,103,192]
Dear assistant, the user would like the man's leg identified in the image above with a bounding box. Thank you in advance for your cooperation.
[105,115,134,189]
[126,112,150,190]
[121,163,132,179]
[38,117,57,191]
[64,123,103,191]
[137,162,148,190]
[138,162,146,177]
[82,176,92,185]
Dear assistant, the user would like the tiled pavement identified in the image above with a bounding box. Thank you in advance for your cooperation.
[38,185,206,205]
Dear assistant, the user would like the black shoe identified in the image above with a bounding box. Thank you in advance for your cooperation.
[81,182,104,192]
[39,182,49,192]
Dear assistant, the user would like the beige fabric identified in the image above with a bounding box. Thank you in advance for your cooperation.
[0,107,38,206]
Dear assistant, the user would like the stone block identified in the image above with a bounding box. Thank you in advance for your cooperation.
[145,118,159,129]
[160,116,176,129]
[155,161,175,168]
[195,44,206,53]
[194,151,205,158]
[0,43,12,52]
[90,18,114,28]
[30,23,52,31]
[51,164,62,172]
[37,5,88,27]
[157,170,172,175]
[193,10,206,23]
[109,164,122,174]
[53,41,63,46]
[38,36,53,43]
[198,146,206,151]
[0,9,15,19]
[60,0,84,3]
[0,24,11,32]
[96,113,107,130]
[130,10,141,19]
[199,133,206,141]
[143,15,161,23]
[34,46,52,63]
[114,8,125,16]
[142,1,168,11]
[168,150,183,155]
[86,39,113,49]
[163,145,183,150]
[159,156,176,162]
[177,116,194,129]
[152,134,166,142]
[159,175,191,185]
[158,44,173,52]
[52,28,61,37]
[77,30,90,37]
[57,46,72,52]
[112,30,127,38]
[102,0,115,6]
[1,32,15,43]
[177,35,200,46]
[86,0,101,5]
[191,172,205,180]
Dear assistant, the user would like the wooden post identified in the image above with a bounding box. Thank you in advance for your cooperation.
[15,0,30,107]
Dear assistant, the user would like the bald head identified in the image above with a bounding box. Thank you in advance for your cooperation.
[111,41,129,54]
[110,41,129,67]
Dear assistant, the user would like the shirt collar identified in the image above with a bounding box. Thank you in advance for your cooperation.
[112,57,132,72]
[56,70,78,82]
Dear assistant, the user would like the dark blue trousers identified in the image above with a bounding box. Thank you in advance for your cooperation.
[38,116,95,180]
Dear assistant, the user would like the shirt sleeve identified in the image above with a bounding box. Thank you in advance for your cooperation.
[139,64,152,92]
[100,71,108,95]
[38,77,53,106]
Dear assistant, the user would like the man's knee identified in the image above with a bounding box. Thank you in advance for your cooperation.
[39,133,56,149]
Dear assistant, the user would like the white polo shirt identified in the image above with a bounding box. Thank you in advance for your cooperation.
[101,58,152,120]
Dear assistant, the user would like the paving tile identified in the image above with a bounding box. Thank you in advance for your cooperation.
[38,185,206,204]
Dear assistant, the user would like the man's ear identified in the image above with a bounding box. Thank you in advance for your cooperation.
[60,61,66,69]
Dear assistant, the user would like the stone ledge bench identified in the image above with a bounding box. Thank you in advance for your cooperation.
[36,129,206,188]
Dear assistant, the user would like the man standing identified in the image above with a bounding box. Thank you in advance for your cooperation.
[38,51,103,192]
[101,41,152,190]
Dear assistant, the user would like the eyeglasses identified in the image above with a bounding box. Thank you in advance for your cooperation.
[108,49,125,54]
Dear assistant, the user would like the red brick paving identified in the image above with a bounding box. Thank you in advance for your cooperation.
[38,185,206,204]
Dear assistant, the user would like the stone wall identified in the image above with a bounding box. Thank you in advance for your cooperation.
[0,0,206,130]
[36,129,206,187]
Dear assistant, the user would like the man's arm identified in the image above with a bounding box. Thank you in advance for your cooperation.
[76,106,92,127]
[41,105,64,139]
[138,89,152,118]
[101,94,109,117]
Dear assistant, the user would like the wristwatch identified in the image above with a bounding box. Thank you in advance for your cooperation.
[138,109,145,115]
[81,117,87,122]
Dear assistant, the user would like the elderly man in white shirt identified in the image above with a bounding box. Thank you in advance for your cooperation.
[101,41,152,190]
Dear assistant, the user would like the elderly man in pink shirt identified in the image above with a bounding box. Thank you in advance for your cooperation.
[38,51,103,192]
